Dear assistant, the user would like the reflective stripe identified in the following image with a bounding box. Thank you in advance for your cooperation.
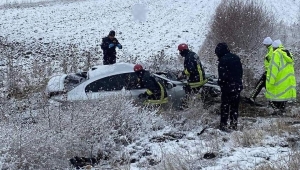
[143,97,168,105]
[270,73,277,81]
[274,73,295,86]
[279,52,285,69]
[189,79,208,88]
[270,60,280,70]
[279,62,293,72]
[267,53,279,84]
[197,65,204,82]
[146,89,153,95]
[157,82,165,100]
[267,98,296,101]
[266,85,296,99]
[184,69,190,76]
[143,82,168,105]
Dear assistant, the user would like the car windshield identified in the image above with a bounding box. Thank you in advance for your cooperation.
[64,72,87,92]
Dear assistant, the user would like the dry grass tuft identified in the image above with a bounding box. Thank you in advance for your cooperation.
[233,129,265,147]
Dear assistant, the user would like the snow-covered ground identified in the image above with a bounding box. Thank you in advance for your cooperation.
[0,0,300,169]
[0,0,299,59]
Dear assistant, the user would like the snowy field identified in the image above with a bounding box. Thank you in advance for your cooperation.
[0,0,300,169]
[0,0,299,59]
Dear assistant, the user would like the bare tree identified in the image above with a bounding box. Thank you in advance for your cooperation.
[200,0,276,92]
[208,0,275,52]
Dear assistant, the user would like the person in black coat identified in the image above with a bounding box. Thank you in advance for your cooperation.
[215,42,243,131]
[134,64,168,105]
[100,30,122,65]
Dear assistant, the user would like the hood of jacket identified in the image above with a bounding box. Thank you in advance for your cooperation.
[275,45,294,63]
[215,42,230,59]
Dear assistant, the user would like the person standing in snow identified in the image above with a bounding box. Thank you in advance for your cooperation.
[100,30,122,65]
[215,43,243,131]
[177,43,207,108]
[265,39,296,114]
[246,37,273,105]
[133,64,168,105]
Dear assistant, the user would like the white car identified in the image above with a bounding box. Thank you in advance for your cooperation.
[45,62,221,108]
[45,63,187,107]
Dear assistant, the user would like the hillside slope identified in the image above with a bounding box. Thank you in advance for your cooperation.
[0,0,299,60]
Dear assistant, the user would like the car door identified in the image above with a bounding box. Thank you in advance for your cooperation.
[122,72,146,98]
[152,73,184,106]
[84,74,131,101]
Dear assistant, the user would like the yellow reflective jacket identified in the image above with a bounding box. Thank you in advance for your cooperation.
[264,45,273,72]
[265,46,297,101]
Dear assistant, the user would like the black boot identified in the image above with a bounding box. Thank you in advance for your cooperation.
[228,122,237,130]
[219,123,227,131]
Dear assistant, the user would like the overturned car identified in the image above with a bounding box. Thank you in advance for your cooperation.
[45,63,220,108]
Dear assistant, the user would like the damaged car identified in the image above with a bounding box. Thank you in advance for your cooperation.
[45,62,220,108]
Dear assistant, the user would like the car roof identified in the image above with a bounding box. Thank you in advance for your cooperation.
[87,62,135,80]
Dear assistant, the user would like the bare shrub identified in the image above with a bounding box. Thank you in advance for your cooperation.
[200,0,275,91]
[266,119,298,137]
[209,0,274,51]
[150,151,190,170]
[233,129,265,147]
[0,93,164,169]
[137,50,182,72]
[0,36,104,99]
[256,151,300,170]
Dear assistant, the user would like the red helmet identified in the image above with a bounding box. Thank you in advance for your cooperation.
[133,64,143,72]
[178,43,189,51]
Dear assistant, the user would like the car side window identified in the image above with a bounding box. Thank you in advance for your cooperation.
[124,73,142,90]
[85,74,125,92]
[85,72,143,92]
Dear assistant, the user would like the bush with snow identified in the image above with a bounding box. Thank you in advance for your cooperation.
[200,0,275,93]
[0,93,166,169]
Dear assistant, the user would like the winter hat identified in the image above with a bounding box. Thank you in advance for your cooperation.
[215,42,230,58]
[109,30,115,36]
[272,39,282,48]
[262,37,273,45]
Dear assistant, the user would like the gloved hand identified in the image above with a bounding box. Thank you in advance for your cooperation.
[109,43,115,48]
[117,44,122,49]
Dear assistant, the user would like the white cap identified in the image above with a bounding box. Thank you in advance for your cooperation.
[272,39,282,48]
[263,37,273,45]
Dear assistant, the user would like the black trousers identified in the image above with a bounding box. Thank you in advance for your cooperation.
[250,72,266,99]
[220,90,241,127]
[103,55,116,65]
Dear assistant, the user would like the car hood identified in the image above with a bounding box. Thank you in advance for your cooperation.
[46,74,67,93]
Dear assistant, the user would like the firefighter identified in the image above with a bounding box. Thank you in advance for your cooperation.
[100,30,122,65]
[133,64,168,105]
[215,42,243,131]
[246,37,273,105]
[177,43,207,108]
[265,39,297,114]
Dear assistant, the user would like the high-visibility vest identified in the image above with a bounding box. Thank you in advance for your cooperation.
[265,47,297,101]
[264,45,273,72]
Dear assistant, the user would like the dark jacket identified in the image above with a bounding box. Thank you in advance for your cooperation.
[137,71,167,100]
[100,37,122,57]
[182,50,206,84]
[216,46,243,92]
